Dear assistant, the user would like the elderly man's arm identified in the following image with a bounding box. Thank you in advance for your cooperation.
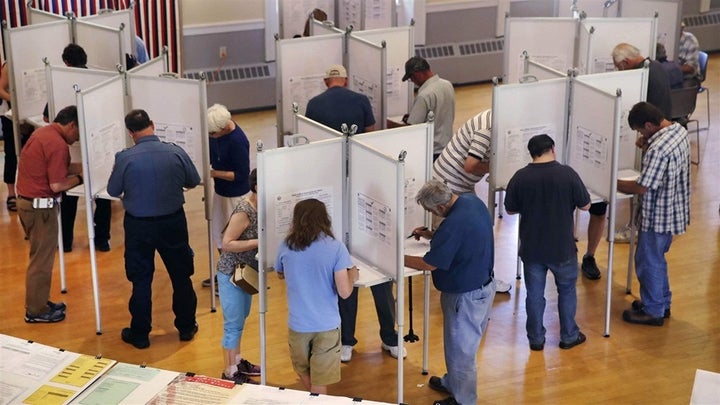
[404,255,437,271]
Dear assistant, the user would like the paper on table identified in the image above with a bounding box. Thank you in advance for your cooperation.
[618,168,640,182]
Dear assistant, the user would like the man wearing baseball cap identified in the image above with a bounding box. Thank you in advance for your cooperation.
[305,64,375,134]
[398,56,455,160]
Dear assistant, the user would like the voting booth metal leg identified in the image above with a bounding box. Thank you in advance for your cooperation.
[422,271,431,375]
[396,276,405,404]
[259,268,267,386]
[57,208,67,293]
[83,196,103,335]
[207,224,217,312]
[516,231,523,280]
[497,189,504,218]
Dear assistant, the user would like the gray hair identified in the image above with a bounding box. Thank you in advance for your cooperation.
[612,43,641,63]
[415,180,452,210]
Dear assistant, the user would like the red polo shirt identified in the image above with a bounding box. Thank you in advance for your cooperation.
[16,123,70,199]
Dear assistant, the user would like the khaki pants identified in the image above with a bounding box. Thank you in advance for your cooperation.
[18,198,59,315]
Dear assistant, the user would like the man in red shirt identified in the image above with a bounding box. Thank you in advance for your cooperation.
[16,105,84,323]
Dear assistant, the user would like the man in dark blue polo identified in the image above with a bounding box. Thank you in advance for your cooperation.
[108,109,201,349]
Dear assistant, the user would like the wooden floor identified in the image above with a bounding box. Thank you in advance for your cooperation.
[1,55,719,404]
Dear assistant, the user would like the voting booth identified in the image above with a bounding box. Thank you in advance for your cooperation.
[491,57,647,335]
[504,15,657,84]
[275,25,414,144]
[257,122,433,403]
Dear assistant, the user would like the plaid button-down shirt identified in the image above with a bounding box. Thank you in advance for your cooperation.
[638,122,691,234]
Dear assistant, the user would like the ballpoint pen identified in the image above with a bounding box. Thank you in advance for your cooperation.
[406,226,428,239]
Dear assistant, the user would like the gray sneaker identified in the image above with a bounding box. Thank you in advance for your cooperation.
[25,308,65,323]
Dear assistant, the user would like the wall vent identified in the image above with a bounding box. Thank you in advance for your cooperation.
[415,38,504,61]
[183,63,274,83]
[684,10,720,27]
[458,38,504,56]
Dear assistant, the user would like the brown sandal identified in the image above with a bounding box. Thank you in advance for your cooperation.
[6,196,17,212]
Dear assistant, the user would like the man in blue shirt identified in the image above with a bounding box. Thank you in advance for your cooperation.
[108,109,201,349]
[405,180,495,405]
[305,64,375,134]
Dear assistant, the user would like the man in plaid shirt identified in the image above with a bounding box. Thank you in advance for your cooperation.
[617,102,690,326]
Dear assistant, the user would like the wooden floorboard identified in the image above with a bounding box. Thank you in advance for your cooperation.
[1,54,719,404]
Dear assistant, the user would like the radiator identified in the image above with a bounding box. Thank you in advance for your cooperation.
[684,9,720,52]
[183,63,276,112]
[413,37,505,85]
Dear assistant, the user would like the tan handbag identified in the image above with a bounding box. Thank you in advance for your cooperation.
[230,263,259,295]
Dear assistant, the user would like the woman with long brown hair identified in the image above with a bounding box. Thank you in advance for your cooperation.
[274,198,358,394]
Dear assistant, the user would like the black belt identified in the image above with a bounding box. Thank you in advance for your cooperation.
[127,209,182,221]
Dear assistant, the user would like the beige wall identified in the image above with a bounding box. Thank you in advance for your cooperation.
[181,0,460,26]
[181,0,264,26]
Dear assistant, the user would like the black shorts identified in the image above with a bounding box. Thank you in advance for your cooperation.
[589,201,608,216]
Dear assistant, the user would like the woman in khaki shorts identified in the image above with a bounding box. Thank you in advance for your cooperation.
[274,199,359,393]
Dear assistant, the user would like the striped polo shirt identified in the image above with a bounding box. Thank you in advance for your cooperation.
[433,109,492,194]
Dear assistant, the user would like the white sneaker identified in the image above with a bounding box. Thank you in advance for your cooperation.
[340,345,353,362]
[494,279,512,294]
[614,226,635,244]
[381,343,407,359]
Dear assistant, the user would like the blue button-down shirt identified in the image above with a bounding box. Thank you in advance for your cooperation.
[107,135,201,217]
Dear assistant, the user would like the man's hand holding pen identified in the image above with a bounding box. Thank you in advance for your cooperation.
[408,226,432,240]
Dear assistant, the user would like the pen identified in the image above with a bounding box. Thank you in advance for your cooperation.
[407,227,428,239]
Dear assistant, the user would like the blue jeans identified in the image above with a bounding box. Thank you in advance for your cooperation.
[218,272,253,349]
[523,258,579,346]
[635,231,673,318]
[438,281,495,405]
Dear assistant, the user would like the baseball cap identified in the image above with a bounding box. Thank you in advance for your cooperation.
[325,64,347,79]
[402,56,430,81]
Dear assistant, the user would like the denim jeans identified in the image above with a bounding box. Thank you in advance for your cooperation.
[218,272,253,349]
[523,257,579,346]
[635,231,673,318]
[438,280,495,405]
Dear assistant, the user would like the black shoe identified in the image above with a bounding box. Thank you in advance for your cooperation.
[631,299,670,318]
[559,332,586,349]
[121,327,150,349]
[529,339,545,351]
[95,241,111,252]
[581,256,601,280]
[428,376,450,394]
[221,371,258,385]
[622,308,664,326]
[63,245,73,253]
[202,275,217,288]
[179,323,199,341]
[433,397,459,405]
[47,300,67,312]
[25,308,65,323]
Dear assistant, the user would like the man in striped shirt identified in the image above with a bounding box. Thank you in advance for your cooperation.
[433,109,512,294]
[618,102,690,326]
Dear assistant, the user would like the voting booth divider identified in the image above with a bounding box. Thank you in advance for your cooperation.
[2,9,133,158]
[490,62,646,336]
[504,14,657,85]
[257,122,433,404]
[35,62,209,334]
[275,24,414,144]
